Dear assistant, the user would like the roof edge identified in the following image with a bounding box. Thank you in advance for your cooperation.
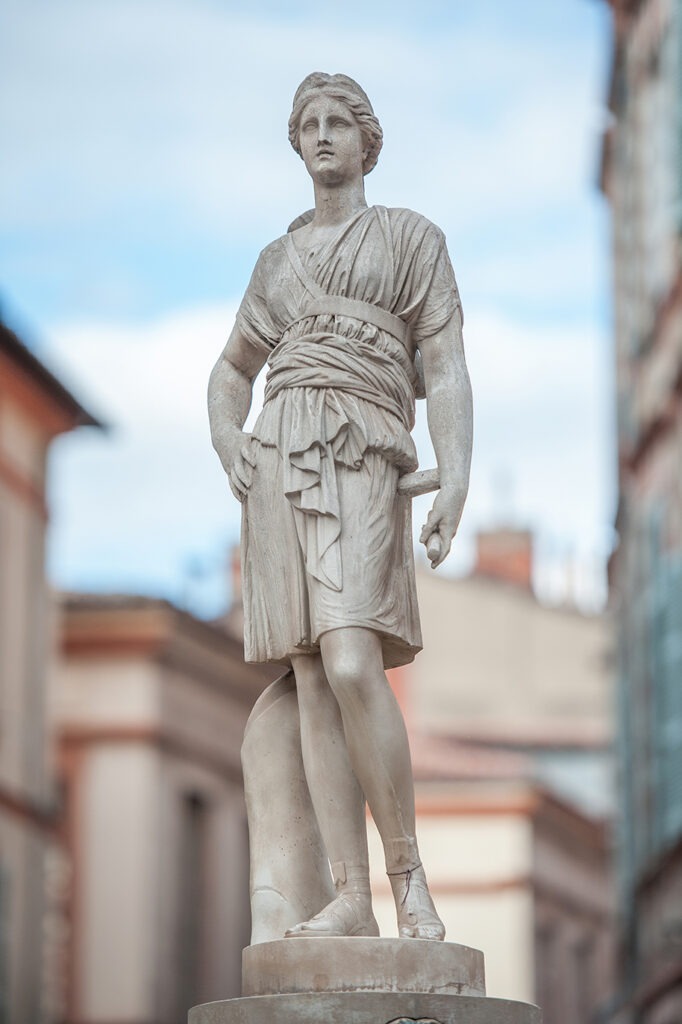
[1,322,104,430]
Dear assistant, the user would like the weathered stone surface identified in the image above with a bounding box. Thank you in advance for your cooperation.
[189,992,541,1024]
[241,675,335,944]
[208,71,473,946]
[242,937,485,997]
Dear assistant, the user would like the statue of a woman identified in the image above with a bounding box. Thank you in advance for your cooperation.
[208,72,472,942]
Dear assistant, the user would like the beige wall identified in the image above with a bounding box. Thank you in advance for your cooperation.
[54,602,265,1023]
[0,816,48,1022]
[369,802,535,1002]
[400,564,614,1019]
[412,568,610,742]
[77,743,161,1018]
[0,399,51,798]
[368,784,612,1016]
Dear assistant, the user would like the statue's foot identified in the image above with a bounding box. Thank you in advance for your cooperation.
[285,892,380,938]
[388,864,445,941]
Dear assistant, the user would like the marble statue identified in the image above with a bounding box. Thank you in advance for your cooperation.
[208,72,473,945]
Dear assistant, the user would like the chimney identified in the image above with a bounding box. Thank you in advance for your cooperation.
[474,528,534,590]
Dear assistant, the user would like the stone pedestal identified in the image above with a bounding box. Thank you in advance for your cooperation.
[189,938,541,1023]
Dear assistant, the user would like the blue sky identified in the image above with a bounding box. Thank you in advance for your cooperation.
[0,0,615,615]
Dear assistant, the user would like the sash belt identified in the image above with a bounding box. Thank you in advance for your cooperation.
[286,295,410,349]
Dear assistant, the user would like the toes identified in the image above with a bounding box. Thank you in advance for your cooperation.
[284,925,305,937]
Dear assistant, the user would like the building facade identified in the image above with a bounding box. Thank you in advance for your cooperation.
[367,752,614,1021]
[0,321,98,1024]
[601,0,682,1019]
[369,529,616,1020]
[54,595,275,1024]
[412,530,613,817]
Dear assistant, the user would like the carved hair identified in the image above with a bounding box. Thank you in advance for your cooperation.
[288,72,383,176]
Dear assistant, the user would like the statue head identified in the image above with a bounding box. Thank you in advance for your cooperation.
[288,72,383,176]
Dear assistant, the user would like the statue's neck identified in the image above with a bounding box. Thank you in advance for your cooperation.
[311,180,367,227]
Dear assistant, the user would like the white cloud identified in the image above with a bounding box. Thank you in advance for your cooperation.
[1,0,607,242]
[47,304,242,610]
[412,308,615,582]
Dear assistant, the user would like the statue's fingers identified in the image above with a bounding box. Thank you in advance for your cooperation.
[241,440,257,467]
[431,534,452,568]
[426,533,442,564]
[420,508,441,543]
[419,524,433,544]
[232,456,252,491]
[228,459,250,501]
[228,475,246,502]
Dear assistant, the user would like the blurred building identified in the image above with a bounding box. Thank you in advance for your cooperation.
[367,745,613,1021]
[54,594,274,1024]
[368,528,615,1020]
[0,321,99,1024]
[413,529,613,817]
[600,1,682,1021]
[0,316,275,1024]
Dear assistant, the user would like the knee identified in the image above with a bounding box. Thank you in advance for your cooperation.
[324,651,372,710]
[320,629,387,712]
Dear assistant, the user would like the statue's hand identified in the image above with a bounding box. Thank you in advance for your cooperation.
[221,430,256,503]
[419,483,466,569]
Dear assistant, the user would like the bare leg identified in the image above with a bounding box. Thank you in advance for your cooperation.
[320,627,444,940]
[286,652,379,937]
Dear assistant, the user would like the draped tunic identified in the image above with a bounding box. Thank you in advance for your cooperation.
[235,205,461,668]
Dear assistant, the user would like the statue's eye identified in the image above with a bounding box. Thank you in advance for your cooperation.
[302,120,316,132]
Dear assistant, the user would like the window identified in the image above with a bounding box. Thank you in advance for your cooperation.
[176,792,207,1017]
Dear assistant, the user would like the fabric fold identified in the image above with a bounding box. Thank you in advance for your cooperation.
[260,328,416,591]
[234,206,459,669]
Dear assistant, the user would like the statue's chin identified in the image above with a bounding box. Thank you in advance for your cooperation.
[308,164,361,188]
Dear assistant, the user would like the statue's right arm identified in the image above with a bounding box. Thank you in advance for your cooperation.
[207,323,268,502]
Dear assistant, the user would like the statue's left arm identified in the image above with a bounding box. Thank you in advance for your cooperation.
[418,308,473,568]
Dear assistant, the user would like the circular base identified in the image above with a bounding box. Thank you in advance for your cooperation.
[242,937,485,997]
[190,992,541,1024]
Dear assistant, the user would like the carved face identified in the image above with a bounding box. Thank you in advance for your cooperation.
[298,94,367,186]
